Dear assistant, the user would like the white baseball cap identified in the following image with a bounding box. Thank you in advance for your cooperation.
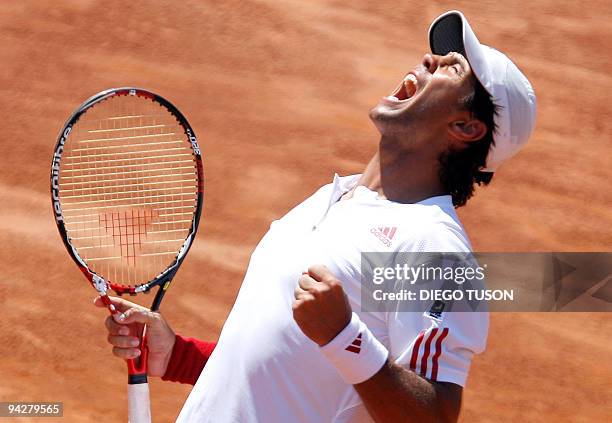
[429,10,537,172]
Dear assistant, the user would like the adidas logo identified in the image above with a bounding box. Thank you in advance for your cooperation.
[345,333,362,354]
[370,226,397,247]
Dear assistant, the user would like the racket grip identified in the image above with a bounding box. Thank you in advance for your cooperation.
[127,332,151,422]
[127,382,151,423]
[127,330,149,373]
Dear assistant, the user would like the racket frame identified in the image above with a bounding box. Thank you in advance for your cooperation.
[50,87,203,392]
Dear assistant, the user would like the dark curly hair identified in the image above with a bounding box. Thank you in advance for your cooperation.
[438,77,499,207]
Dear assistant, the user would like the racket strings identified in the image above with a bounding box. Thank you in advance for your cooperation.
[59,94,198,287]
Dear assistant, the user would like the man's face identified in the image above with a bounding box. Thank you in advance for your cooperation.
[369,52,477,138]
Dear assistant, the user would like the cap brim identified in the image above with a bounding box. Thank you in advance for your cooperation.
[429,11,493,99]
[429,11,466,58]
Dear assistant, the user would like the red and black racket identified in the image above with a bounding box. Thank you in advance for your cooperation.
[50,88,203,422]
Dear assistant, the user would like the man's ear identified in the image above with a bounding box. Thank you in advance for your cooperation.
[448,119,487,142]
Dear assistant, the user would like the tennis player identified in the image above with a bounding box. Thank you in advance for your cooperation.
[98,10,535,422]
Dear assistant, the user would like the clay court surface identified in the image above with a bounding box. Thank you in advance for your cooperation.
[1,1,610,421]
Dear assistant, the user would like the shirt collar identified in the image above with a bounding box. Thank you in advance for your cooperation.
[330,173,455,209]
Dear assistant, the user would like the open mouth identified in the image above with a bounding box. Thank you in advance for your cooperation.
[387,74,418,102]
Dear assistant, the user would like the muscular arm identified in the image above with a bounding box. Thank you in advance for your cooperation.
[354,360,462,423]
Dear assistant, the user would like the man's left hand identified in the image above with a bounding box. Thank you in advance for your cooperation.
[293,264,352,346]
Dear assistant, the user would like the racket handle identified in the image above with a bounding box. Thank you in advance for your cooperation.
[127,382,151,423]
[127,331,151,422]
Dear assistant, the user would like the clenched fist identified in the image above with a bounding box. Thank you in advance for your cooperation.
[293,265,352,346]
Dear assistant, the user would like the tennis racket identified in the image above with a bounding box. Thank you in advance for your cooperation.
[50,87,203,423]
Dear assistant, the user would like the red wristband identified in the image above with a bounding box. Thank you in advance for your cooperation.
[161,335,216,385]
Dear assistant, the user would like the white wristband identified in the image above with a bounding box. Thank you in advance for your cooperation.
[319,313,389,385]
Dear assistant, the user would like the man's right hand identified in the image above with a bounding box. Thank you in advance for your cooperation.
[94,296,176,378]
